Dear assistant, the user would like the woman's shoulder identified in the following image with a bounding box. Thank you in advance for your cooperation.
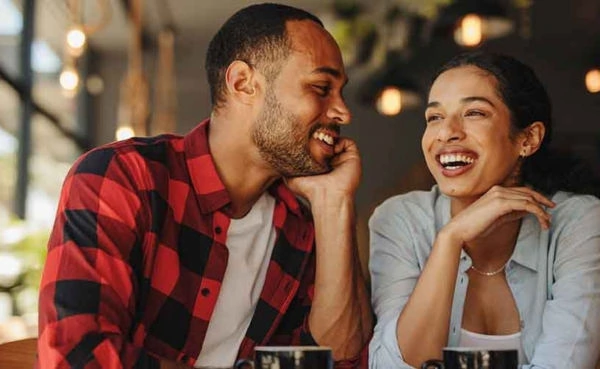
[549,191,600,233]
[550,191,600,217]
[371,185,445,224]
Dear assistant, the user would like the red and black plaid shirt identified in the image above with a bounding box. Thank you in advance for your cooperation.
[38,119,354,368]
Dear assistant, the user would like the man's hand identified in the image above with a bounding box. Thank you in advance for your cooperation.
[286,137,372,360]
[285,137,361,203]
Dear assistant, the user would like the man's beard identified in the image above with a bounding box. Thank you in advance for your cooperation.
[252,90,330,177]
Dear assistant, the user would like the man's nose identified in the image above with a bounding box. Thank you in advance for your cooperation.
[327,95,351,125]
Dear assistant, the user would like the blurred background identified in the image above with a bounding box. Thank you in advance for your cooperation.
[0,0,599,343]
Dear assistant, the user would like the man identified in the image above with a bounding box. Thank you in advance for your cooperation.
[37,3,372,368]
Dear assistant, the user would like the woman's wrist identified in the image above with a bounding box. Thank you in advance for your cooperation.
[436,224,465,253]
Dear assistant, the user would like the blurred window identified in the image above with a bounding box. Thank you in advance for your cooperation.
[0,81,20,215]
[0,0,23,79]
[27,114,80,228]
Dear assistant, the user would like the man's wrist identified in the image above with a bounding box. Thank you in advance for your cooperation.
[307,190,355,217]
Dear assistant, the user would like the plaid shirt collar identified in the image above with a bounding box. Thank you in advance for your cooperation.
[184,118,303,217]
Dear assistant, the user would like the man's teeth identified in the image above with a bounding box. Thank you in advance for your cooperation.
[439,153,475,167]
[313,131,334,145]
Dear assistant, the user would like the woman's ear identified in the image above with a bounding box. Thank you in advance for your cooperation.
[520,121,546,157]
[224,60,259,104]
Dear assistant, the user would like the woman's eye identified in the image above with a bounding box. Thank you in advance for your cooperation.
[465,110,485,117]
[426,115,442,123]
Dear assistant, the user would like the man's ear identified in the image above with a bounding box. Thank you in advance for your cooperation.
[224,60,259,104]
[519,121,546,157]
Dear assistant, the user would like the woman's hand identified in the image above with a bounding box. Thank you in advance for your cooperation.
[443,185,556,245]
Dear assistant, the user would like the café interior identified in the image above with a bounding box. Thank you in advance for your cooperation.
[0,0,599,350]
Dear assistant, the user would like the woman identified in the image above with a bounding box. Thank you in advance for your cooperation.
[368,52,600,369]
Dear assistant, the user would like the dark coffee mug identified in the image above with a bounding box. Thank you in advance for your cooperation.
[235,346,333,369]
[421,348,518,369]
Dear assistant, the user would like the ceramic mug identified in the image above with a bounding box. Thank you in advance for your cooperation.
[421,347,518,369]
[235,346,333,369]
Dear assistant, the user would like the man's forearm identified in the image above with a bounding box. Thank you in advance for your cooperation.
[307,192,373,360]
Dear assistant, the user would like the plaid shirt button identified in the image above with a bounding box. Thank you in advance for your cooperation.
[215,226,222,234]
[201,288,211,296]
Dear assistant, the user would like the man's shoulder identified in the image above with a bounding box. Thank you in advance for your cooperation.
[72,134,184,176]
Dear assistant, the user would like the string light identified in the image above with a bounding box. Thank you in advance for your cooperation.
[116,126,135,141]
[455,14,483,47]
[86,75,104,95]
[66,26,86,56]
[60,0,111,94]
[585,68,600,93]
[376,86,403,116]
[59,64,79,91]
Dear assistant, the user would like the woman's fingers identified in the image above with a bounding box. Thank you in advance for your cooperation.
[447,185,554,244]
[487,186,553,229]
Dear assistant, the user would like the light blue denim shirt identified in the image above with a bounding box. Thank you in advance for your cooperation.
[369,186,600,369]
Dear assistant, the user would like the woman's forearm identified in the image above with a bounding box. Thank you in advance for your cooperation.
[396,229,463,367]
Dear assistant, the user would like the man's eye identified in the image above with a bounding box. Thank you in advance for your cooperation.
[313,85,331,96]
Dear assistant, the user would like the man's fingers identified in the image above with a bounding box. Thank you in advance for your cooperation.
[334,137,358,155]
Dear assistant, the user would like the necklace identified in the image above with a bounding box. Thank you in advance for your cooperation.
[469,263,506,276]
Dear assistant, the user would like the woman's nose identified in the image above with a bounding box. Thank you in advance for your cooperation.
[437,116,465,142]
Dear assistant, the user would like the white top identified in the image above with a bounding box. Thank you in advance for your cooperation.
[195,193,277,368]
[459,328,526,364]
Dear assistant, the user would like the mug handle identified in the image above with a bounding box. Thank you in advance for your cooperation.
[421,359,444,369]
[234,359,254,369]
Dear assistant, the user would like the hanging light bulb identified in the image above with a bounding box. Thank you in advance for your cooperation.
[585,68,600,93]
[66,25,87,56]
[455,13,482,47]
[116,126,135,141]
[376,86,403,116]
[59,64,80,91]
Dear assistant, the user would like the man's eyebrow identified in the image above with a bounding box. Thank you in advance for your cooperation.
[426,101,440,108]
[312,67,349,85]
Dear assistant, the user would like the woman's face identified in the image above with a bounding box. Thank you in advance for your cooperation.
[422,65,525,199]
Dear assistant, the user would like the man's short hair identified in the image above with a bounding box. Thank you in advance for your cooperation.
[205,3,323,109]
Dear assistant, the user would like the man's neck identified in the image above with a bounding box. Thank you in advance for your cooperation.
[208,113,280,219]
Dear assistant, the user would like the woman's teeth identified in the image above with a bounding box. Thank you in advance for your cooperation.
[313,131,334,145]
[439,153,475,168]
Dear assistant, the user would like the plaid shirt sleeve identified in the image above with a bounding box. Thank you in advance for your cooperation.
[253,206,367,369]
[268,251,368,369]
[37,146,159,369]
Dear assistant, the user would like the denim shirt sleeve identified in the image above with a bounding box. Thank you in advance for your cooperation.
[368,196,428,369]
[523,195,600,368]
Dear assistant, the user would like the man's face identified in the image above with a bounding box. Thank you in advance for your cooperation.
[251,20,351,177]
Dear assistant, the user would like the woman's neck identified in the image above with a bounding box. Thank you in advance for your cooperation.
[450,196,521,270]
[463,220,521,270]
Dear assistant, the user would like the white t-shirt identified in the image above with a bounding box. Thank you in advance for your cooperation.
[459,328,526,365]
[195,193,277,368]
